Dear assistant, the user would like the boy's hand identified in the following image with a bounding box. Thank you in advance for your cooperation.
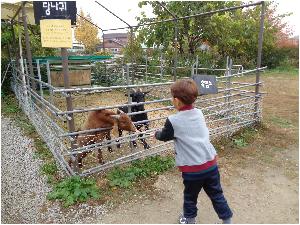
[154,131,160,140]
[148,130,160,140]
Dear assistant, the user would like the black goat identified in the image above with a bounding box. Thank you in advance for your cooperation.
[118,89,150,149]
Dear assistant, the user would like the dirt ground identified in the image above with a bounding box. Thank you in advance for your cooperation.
[96,72,299,224]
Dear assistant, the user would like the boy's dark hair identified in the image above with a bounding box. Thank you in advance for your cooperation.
[171,79,198,105]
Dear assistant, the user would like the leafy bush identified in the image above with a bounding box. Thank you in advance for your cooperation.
[94,51,113,56]
[232,126,259,148]
[107,155,175,188]
[34,139,52,160]
[92,61,125,86]
[47,176,100,207]
[232,137,248,148]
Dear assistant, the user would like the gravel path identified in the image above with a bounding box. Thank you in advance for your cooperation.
[1,116,107,223]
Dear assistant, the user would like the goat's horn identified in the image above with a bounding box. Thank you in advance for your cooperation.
[117,109,124,114]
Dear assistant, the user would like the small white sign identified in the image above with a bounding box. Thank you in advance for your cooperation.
[201,80,213,89]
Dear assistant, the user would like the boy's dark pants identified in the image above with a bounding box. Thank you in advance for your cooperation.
[183,167,233,220]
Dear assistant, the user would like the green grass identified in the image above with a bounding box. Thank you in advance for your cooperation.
[232,126,261,148]
[40,162,58,176]
[34,138,53,160]
[270,116,294,128]
[232,137,248,148]
[2,95,35,135]
[213,124,263,150]
[265,67,299,76]
[1,96,22,115]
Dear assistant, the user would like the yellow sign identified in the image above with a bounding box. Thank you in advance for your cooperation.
[40,19,72,48]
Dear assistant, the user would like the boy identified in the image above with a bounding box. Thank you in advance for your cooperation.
[155,79,233,224]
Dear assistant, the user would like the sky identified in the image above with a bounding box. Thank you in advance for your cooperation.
[1,0,299,36]
[76,0,154,32]
[76,0,300,37]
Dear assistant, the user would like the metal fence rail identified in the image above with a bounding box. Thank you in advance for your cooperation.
[11,58,265,177]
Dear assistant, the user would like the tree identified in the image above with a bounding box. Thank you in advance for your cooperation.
[1,22,57,95]
[136,1,293,68]
[74,9,100,54]
[137,2,236,57]
[122,33,144,64]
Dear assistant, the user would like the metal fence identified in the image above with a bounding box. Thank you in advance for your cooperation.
[10,57,266,177]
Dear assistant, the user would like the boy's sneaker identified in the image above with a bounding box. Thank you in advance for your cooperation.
[179,214,196,224]
[222,218,232,224]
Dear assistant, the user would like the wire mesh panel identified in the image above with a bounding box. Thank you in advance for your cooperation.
[11,59,265,177]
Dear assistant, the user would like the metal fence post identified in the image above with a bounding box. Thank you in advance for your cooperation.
[196,55,199,75]
[160,51,163,82]
[126,64,134,150]
[145,50,148,83]
[130,28,135,85]
[254,1,265,121]
[23,58,31,98]
[104,60,108,85]
[36,59,44,98]
[46,61,54,104]
[225,57,233,136]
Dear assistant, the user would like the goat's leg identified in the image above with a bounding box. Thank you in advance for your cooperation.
[116,128,122,148]
[131,126,140,148]
[139,133,150,149]
[106,132,113,153]
[138,124,150,149]
[140,136,150,149]
[77,152,88,168]
[144,122,149,131]
[75,134,95,168]
[97,149,104,164]
[68,157,75,168]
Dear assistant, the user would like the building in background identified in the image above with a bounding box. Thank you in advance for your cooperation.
[68,42,85,54]
[98,33,129,54]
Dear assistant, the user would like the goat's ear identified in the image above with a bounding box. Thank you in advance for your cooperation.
[117,109,125,114]
[143,91,150,95]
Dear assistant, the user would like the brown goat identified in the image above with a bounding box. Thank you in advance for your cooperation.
[69,109,136,168]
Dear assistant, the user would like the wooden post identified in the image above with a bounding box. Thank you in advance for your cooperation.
[10,22,19,65]
[21,2,35,90]
[173,19,178,81]
[61,48,78,173]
